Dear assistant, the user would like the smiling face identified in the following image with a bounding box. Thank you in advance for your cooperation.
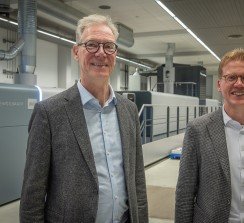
[217,60,244,114]
[73,23,117,87]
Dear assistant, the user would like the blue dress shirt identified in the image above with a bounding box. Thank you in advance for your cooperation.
[223,107,244,223]
[77,81,128,223]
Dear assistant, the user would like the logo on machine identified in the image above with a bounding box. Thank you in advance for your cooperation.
[28,98,37,109]
[0,99,37,109]
[0,100,24,107]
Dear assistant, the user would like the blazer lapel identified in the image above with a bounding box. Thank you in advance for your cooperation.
[63,85,98,185]
[116,95,130,182]
[207,109,231,184]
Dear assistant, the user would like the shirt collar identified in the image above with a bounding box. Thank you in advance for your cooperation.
[222,106,231,126]
[77,80,117,106]
[222,105,242,130]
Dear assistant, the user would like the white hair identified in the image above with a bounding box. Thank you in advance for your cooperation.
[76,14,119,43]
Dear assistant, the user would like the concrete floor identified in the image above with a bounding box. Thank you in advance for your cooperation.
[146,159,179,222]
[0,199,172,223]
[0,159,179,223]
[0,200,19,223]
[0,134,182,223]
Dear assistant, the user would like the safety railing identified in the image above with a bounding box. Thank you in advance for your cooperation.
[139,104,220,144]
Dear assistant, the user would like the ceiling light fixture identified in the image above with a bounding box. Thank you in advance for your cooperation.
[228,34,243,39]
[154,0,220,61]
[99,5,111,10]
[0,16,151,70]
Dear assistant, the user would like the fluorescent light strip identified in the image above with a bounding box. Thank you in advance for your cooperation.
[38,30,60,39]
[60,37,76,44]
[0,17,77,44]
[116,56,151,69]
[37,30,76,44]
[154,0,220,61]
[0,17,8,22]
[9,21,18,25]
[155,0,175,17]
[0,16,150,70]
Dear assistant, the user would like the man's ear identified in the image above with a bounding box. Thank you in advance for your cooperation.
[72,45,79,60]
[217,80,221,92]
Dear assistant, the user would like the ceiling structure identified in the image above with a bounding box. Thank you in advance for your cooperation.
[5,0,244,75]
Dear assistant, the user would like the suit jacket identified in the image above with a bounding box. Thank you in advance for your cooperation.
[175,108,231,223]
[20,84,148,223]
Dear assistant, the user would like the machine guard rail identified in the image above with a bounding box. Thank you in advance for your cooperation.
[139,104,220,144]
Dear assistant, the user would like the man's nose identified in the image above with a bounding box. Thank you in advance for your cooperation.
[234,76,244,85]
[96,44,106,55]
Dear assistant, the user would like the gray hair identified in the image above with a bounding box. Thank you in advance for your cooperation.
[76,14,119,43]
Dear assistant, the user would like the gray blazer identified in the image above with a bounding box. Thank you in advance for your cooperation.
[175,108,231,223]
[20,84,148,223]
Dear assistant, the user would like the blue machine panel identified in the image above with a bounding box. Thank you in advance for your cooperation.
[0,83,39,205]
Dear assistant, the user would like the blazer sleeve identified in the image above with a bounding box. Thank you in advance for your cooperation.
[175,122,199,223]
[134,104,149,223]
[19,102,51,223]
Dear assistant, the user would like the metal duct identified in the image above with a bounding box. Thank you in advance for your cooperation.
[0,38,24,60]
[16,0,37,85]
[116,23,134,47]
[0,0,24,61]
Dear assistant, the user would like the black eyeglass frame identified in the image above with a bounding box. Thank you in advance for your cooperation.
[221,75,244,84]
[77,40,118,55]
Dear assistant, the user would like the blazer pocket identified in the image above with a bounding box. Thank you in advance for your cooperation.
[193,203,209,223]
[45,209,64,223]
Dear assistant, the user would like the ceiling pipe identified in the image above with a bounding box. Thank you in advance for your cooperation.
[0,16,152,71]
[1,0,151,76]
[0,38,24,60]
[37,0,85,26]
[0,0,23,61]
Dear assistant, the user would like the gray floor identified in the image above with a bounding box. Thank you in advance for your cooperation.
[0,201,174,223]
[0,135,182,222]
[0,159,179,223]
[0,200,19,223]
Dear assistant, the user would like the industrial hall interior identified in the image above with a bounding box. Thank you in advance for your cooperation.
[0,0,244,223]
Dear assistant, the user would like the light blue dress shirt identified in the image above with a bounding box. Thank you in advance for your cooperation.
[223,107,244,223]
[77,81,128,223]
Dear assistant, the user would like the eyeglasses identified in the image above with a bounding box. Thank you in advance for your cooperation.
[221,75,244,84]
[77,40,118,55]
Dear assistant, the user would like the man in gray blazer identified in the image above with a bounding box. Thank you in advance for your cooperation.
[20,14,148,223]
[175,48,244,223]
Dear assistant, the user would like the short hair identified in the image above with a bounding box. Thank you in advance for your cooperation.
[218,48,244,78]
[75,14,119,43]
